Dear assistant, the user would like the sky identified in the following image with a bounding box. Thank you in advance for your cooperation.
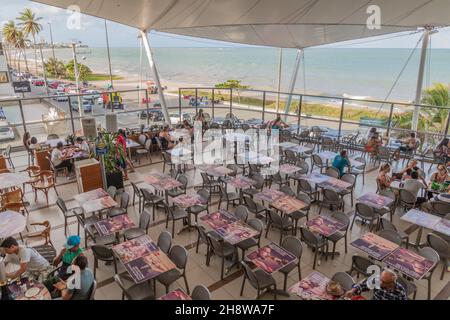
[1,0,450,49]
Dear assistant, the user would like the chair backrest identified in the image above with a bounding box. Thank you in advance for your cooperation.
[251,173,265,189]
[243,196,257,212]
[89,280,97,300]
[157,231,172,254]
[200,172,211,184]
[418,247,440,271]
[138,134,147,146]
[191,285,211,300]
[426,233,449,258]
[299,179,313,193]
[139,209,152,231]
[162,151,172,163]
[399,189,417,204]
[226,164,238,176]
[380,218,397,232]
[267,209,283,227]
[331,272,355,291]
[397,276,416,298]
[91,244,114,260]
[355,203,376,219]
[218,184,228,199]
[169,245,188,270]
[281,236,303,259]
[296,193,311,208]
[247,218,264,237]
[279,185,295,196]
[331,212,350,231]
[324,166,340,179]
[296,159,309,174]
[240,261,260,289]
[56,197,68,214]
[377,229,403,246]
[312,154,323,166]
[106,186,117,199]
[351,255,373,276]
[341,173,356,186]
[130,181,140,196]
[5,188,23,204]
[235,205,249,222]
[196,225,210,245]
[113,275,129,298]
[299,227,320,246]
[144,138,152,151]
[430,201,450,216]
[353,157,366,169]
[120,192,130,209]
[178,174,188,189]
[323,189,340,202]
[197,188,210,202]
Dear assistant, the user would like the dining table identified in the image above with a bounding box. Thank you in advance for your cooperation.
[289,271,334,300]
[93,214,135,237]
[6,277,51,300]
[0,210,27,239]
[0,172,30,190]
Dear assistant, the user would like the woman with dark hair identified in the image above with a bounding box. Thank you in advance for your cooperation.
[434,137,450,164]
[159,125,174,150]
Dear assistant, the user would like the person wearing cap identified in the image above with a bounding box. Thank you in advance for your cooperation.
[53,255,94,300]
[0,237,51,281]
[53,235,84,280]
[345,269,407,300]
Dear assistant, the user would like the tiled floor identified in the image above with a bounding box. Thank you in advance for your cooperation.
[5,149,450,300]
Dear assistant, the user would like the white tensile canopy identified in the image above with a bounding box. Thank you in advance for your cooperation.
[33,0,450,128]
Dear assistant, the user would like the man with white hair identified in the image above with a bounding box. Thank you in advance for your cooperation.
[345,268,407,300]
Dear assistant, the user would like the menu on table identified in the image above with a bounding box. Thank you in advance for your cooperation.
[317,151,337,160]
[200,209,239,230]
[351,232,399,261]
[74,188,108,203]
[155,178,183,191]
[306,216,345,237]
[172,193,206,208]
[113,235,175,283]
[215,220,259,245]
[383,247,435,280]
[279,164,301,175]
[228,176,255,189]
[145,172,165,185]
[271,196,306,214]
[401,209,442,229]
[246,243,296,274]
[82,196,117,213]
[288,271,333,300]
[357,193,394,210]
[254,188,287,203]
[94,215,135,236]
[318,177,351,193]
[302,173,330,184]
[158,288,192,300]
[8,277,51,300]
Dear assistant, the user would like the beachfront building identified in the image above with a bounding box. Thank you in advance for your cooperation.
[0,0,449,302]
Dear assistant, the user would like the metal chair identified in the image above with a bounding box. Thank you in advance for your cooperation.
[156,245,190,294]
[162,151,175,174]
[318,189,343,215]
[56,197,83,236]
[426,233,449,280]
[350,203,380,231]
[398,189,417,212]
[91,244,118,279]
[218,184,240,210]
[207,233,238,280]
[299,227,328,269]
[200,172,220,195]
[417,247,440,300]
[324,166,340,179]
[114,274,155,300]
[380,218,409,248]
[349,156,366,185]
[243,196,267,219]
[240,261,277,300]
[234,205,249,222]
[279,236,303,291]
[347,255,375,278]
[167,174,188,198]
[2,145,14,169]
[106,186,117,199]
[397,276,417,300]
[287,193,311,235]
[311,154,326,173]
[135,138,153,164]
[190,189,210,222]
[279,185,295,196]
[124,209,152,240]
[331,272,355,291]
[164,203,189,236]
[141,188,164,221]
[130,181,145,213]
[107,191,130,218]
[191,285,211,300]
[242,173,264,198]
[157,230,172,254]
[430,201,450,216]
[265,209,294,245]
[270,172,289,189]
[236,218,264,260]
[298,178,319,201]
[327,212,350,259]
[377,229,403,246]
[340,173,356,208]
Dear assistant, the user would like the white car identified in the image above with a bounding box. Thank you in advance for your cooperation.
[52,91,69,102]
[83,90,101,100]
[0,126,15,141]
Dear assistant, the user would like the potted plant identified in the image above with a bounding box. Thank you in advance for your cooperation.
[100,131,125,189]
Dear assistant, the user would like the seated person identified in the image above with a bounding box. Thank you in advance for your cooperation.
[365,132,382,157]
[53,255,94,300]
[403,171,427,205]
[377,163,393,191]
[51,142,73,176]
[427,164,450,199]
[346,269,407,300]
[1,237,51,281]
[393,132,419,160]
[271,113,289,129]
[74,137,90,153]
[392,159,422,180]
[159,125,174,150]
[332,150,350,177]
[365,127,378,140]
[53,235,84,280]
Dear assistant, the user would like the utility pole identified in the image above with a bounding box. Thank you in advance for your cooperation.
[71,42,84,126]
[47,22,56,60]
[276,48,283,113]
[104,20,114,90]
[38,43,50,96]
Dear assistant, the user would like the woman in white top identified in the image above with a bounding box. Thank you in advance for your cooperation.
[75,137,90,153]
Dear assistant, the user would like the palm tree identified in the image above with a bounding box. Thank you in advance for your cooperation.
[2,21,20,70]
[14,30,31,73]
[44,57,66,78]
[17,8,43,75]
[421,83,450,133]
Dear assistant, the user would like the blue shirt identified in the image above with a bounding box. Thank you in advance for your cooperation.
[332,155,349,177]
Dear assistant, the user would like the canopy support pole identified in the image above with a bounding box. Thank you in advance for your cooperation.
[140,30,171,126]
[412,28,432,131]
[276,48,283,113]
[284,49,302,121]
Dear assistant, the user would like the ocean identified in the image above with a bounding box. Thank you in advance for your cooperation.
[38,47,450,103]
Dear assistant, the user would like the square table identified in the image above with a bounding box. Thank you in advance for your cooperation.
[316,151,338,162]
[271,196,307,215]
[145,172,183,202]
[288,145,313,154]
[0,210,27,239]
[317,177,352,193]
[112,234,176,283]
[305,216,346,237]
[158,288,192,300]
[200,209,239,230]
[172,193,207,208]
[207,166,234,177]
[383,247,435,280]
[0,172,30,190]
[82,195,118,214]
[215,220,259,245]
[357,192,394,210]
[246,242,297,274]
[278,142,298,149]
[301,173,330,184]
[74,188,108,203]
[289,271,334,300]
[401,209,444,247]
[254,188,287,203]
[167,147,192,158]
[227,176,256,190]
[94,215,135,237]
[126,139,141,160]
[351,232,399,261]
[278,164,301,175]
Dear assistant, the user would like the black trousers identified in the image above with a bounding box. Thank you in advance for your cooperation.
[55,159,73,173]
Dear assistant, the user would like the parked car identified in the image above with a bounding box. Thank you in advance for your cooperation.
[83,90,101,100]
[169,112,192,124]
[48,81,62,90]
[71,99,93,113]
[52,91,69,102]
[31,78,45,86]
[140,108,164,120]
